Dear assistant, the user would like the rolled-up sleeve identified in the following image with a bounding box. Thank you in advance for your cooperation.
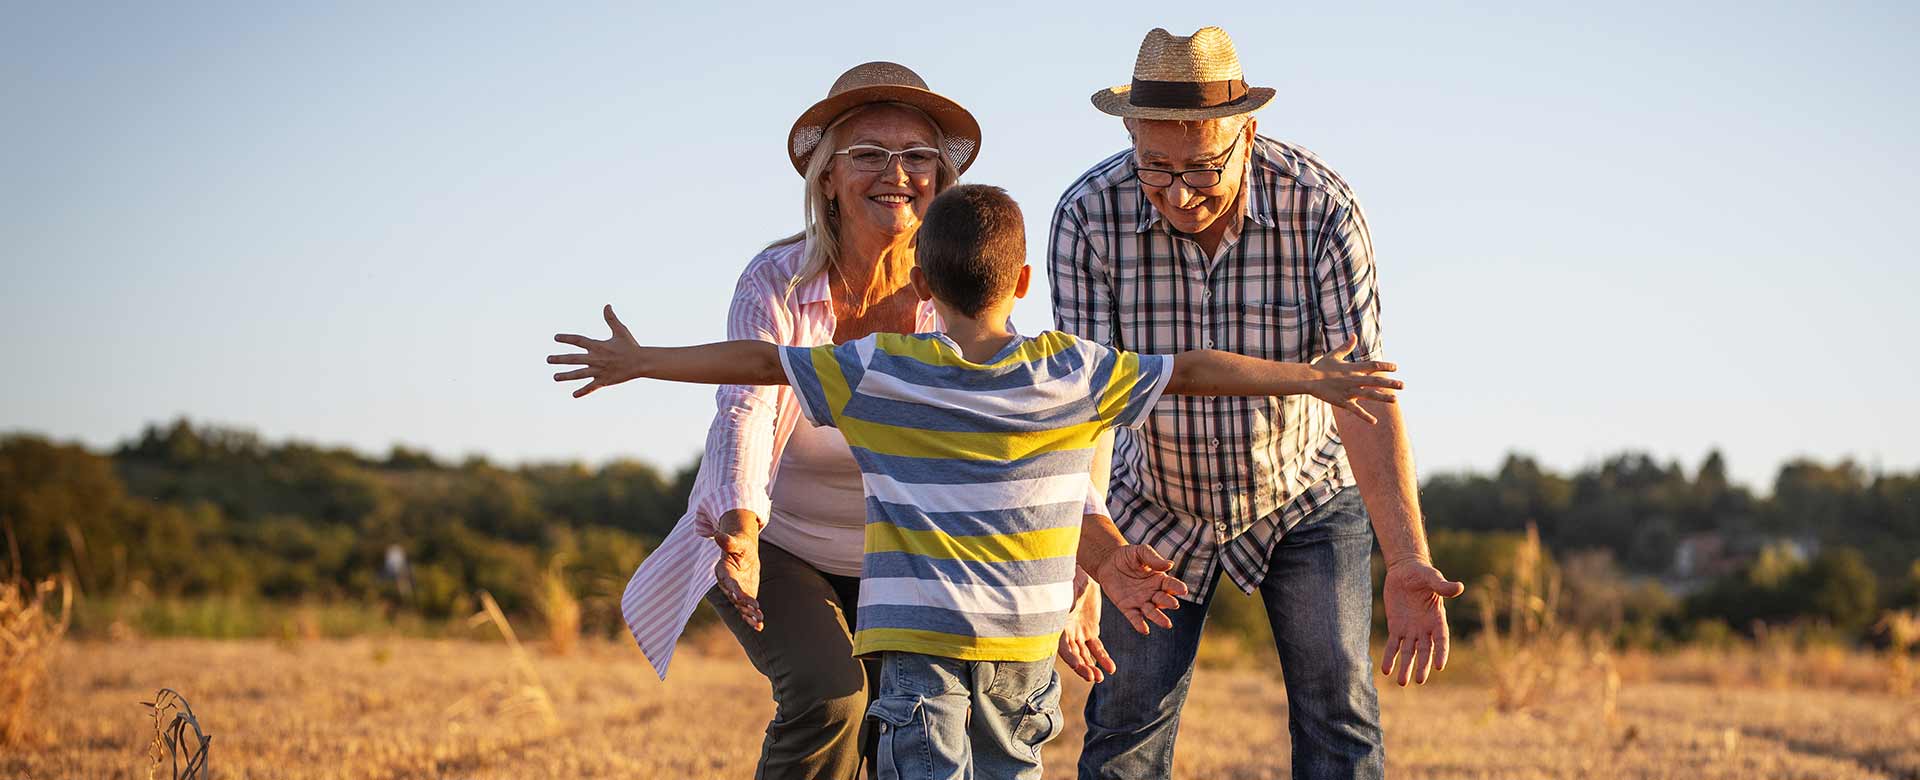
[690,269,791,535]
[1312,197,1385,362]
[1048,202,1119,349]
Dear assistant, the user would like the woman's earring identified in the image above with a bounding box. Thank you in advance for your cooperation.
[827,199,839,218]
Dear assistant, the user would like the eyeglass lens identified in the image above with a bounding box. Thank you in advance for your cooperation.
[845,148,941,173]
[1136,169,1223,188]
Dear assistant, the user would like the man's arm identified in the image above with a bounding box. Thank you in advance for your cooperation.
[1335,383,1465,687]
[548,305,787,395]
[1166,343,1401,423]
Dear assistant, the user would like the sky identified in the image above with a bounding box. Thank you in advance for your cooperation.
[3,1,1917,492]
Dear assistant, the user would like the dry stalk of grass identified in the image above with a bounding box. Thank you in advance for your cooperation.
[1,575,72,747]
[1875,609,1919,695]
[463,589,559,728]
[1477,524,1578,712]
[535,555,581,656]
[143,688,211,780]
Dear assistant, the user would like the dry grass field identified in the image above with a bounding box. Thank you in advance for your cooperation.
[10,631,1919,780]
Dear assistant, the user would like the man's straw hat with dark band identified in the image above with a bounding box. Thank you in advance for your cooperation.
[1092,27,1276,121]
[787,61,982,177]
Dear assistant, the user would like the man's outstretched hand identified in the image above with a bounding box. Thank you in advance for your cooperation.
[1091,544,1189,635]
[1380,559,1465,686]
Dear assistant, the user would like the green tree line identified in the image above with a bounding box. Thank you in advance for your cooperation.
[3,420,1916,642]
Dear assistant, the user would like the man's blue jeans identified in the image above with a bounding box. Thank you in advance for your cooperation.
[867,651,1064,780]
[1078,487,1384,780]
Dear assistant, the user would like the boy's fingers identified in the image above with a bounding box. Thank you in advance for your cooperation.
[1125,611,1151,635]
[1333,336,1357,359]
[1343,401,1378,424]
[554,333,593,348]
[1159,574,1190,597]
[1150,591,1179,610]
[1363,389,1397,403]
[603,304,635,341]
[553,368,593,382]
[546,353,589,365]
[572,379,605,398]
[1433,630,1452,671]
[1142,605,1174,630]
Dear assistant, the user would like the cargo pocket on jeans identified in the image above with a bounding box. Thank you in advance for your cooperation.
[867,694,927,780]
[1010,672,1063,757]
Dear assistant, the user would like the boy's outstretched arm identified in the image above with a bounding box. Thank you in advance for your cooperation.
[549,305,787,397]
[1076,513,1189,635]
[1166,337,1403,424]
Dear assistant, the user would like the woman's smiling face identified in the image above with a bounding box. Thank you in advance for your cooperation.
[823,105,941,241]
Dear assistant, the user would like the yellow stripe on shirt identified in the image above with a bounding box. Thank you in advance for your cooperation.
[865,522,1080,563]
[873,331,1077,371]
[809,346,856,420]
[839,416,1105,461]
[853,627,1060,662]
[1097,350,1145,424]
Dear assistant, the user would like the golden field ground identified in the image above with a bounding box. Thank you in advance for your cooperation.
[11,633,1920,780]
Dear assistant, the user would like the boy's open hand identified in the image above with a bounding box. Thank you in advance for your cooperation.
[1092,545,1189,635]
[548,305,644,398]
[1307,337,1402,424]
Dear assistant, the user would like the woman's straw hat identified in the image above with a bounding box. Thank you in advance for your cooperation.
[786,62,982,177]
[1091,27,1276,121]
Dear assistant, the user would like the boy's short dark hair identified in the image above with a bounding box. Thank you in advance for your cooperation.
[916,184,1025,318]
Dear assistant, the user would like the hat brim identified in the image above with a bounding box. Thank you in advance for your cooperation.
[1090,84,1276,121]
[787,85,982,177]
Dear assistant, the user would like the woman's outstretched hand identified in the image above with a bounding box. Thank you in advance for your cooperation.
[1058,568,1116,683]
[712,509,765,631]
[1306,337,1401,424]
[549,305,644,398]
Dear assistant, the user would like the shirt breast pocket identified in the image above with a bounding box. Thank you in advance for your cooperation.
[1233,300,1308,361]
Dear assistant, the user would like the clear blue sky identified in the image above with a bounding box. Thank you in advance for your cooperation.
[4,1,1916,491]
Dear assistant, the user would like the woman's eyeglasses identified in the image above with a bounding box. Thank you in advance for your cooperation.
[835,144,943,173]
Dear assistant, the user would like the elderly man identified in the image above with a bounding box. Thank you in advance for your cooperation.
[1049,27,1466,780]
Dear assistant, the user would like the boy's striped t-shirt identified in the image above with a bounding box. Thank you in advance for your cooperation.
[778,330,1173,662]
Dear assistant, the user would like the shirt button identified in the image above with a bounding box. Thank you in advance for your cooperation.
[1203,289,1213,299]
[1204,338,1215,348]
[1208,438,1220,449]
[1212,482,1224,491]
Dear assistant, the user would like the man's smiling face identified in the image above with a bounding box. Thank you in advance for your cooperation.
[1128,116,1255,237]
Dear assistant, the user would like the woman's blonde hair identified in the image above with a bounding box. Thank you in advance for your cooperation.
[770,102,961,300]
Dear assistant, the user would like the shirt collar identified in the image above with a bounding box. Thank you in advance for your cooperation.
[795,267,832,306]
[1132,135,1286,234]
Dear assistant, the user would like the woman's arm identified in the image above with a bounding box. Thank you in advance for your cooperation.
[1165,338,1403,424]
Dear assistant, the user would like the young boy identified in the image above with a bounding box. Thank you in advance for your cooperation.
[549,185,1401,779]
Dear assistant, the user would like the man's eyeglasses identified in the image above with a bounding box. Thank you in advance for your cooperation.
[835,144,943,173]
[1133,133,1243,189]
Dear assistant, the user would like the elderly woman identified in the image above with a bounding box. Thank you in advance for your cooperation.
[571,62,980,780]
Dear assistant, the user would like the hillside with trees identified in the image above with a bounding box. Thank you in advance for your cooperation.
[4,419,1916,643]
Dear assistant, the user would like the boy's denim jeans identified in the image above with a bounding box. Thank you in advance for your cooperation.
[866,650,1064,780]
[1078,487,1385,780]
